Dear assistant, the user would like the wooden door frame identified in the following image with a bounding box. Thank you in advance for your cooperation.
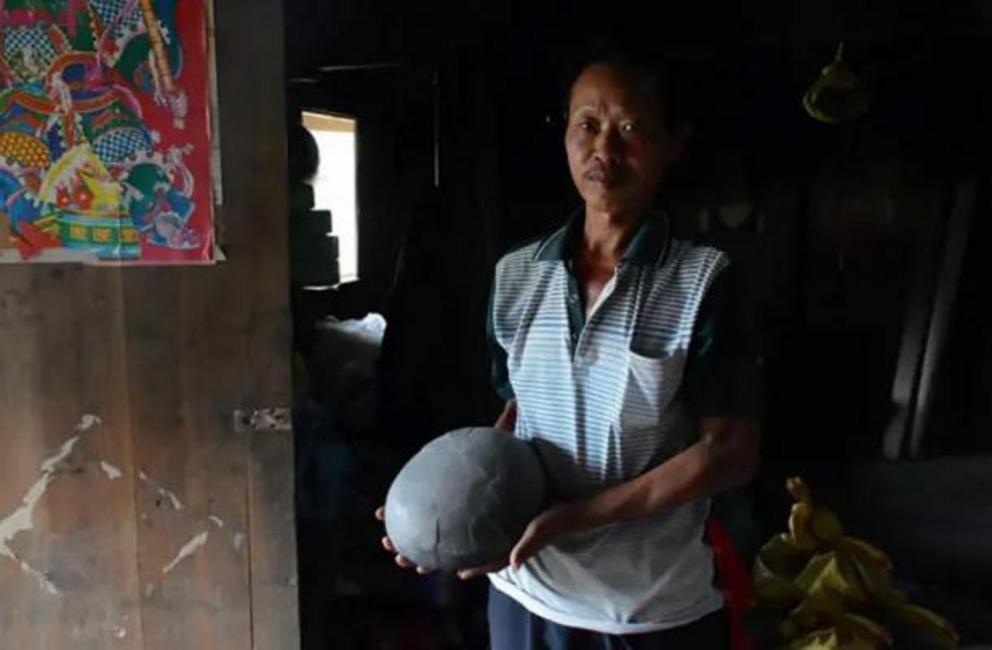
[211,0,299,645]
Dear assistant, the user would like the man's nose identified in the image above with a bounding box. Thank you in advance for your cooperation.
[592,125,623,161]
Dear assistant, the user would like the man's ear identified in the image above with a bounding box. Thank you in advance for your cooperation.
[665,123,693,166]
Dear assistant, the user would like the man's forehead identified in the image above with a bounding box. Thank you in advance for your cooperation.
[569,63,662,114]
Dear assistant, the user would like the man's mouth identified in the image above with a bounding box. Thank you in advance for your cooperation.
[584,166,624,186]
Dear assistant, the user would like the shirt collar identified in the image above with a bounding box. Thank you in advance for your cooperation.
[534,209,671,267]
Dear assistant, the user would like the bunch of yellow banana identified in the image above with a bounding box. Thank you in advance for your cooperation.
[780,593,891,648]
[785,626,880,650]
[783,477,845,550]
[793,552,872,606]
[752,477,959,649]
[880,592,960,648]
[775,566,892,647]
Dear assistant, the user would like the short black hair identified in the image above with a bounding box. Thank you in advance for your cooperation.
[557,37,682,131]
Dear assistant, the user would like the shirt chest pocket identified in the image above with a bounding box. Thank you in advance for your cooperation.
[617,348,687,432]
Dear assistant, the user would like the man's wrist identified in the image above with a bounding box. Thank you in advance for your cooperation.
[576,483,639,529]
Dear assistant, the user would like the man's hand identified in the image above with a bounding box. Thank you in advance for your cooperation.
[374,507,510,579]
[454,560,507,580]
[507,501,594,569]
[473,416,760,572]
[375,507,433,574]
[457,500,599,577]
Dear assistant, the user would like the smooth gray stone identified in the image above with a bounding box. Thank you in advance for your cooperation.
[384,427,546,572]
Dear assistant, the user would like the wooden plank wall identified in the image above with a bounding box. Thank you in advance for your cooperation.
[0,268,142,646]
[216,0,299,646]
[0,0,297,647]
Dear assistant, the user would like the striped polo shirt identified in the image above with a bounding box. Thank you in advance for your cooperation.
[487,212,732,634]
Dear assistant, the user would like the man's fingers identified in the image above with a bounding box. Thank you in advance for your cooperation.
[510,544,530,571]
[510,522,543,570]
[510,531,537,569]
[387,549,432,574]
[458,567,500,580]
[377,507,429,575]
[457,561,506,580]
[509,544,525,571]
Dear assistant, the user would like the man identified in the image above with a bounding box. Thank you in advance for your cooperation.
[379,51,759,649]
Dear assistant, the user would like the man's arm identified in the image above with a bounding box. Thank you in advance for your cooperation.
[467,416,757,574]
[488,274,517,433]
[504,264,761,569]
[503,418,757,569]
[565,417,756,522]
[487,278,516,403]
[622,262,760,515]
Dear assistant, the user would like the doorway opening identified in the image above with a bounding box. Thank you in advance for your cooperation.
[301,111,359,283]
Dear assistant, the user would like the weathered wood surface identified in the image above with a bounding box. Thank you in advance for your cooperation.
[0,268,143,647]
[0,0,297,646]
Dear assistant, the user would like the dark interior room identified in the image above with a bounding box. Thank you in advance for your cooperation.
[296,1,989,648]
[0,0,989,648]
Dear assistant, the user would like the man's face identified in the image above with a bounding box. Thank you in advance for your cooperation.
[565,63,678,215]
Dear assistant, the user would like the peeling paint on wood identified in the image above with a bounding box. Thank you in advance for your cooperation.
[161,531,209,574]
[0,415,100,596]
[99,461,124,480]
[138,470,185,511]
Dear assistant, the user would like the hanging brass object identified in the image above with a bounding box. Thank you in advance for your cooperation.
[803,42,871,124]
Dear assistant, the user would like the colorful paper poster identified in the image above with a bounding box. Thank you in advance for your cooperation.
[0,0,214,263]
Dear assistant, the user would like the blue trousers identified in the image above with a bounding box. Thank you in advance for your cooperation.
[488,586,729,650]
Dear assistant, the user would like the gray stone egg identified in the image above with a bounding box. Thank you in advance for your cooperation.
[384,427,546,572]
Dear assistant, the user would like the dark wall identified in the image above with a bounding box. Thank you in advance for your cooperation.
[924,182,992,456]
[284,1,991,454]
[285,3,992,645]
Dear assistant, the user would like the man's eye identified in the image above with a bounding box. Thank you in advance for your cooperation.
[621,122,639,133]
[577,120,597,132]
